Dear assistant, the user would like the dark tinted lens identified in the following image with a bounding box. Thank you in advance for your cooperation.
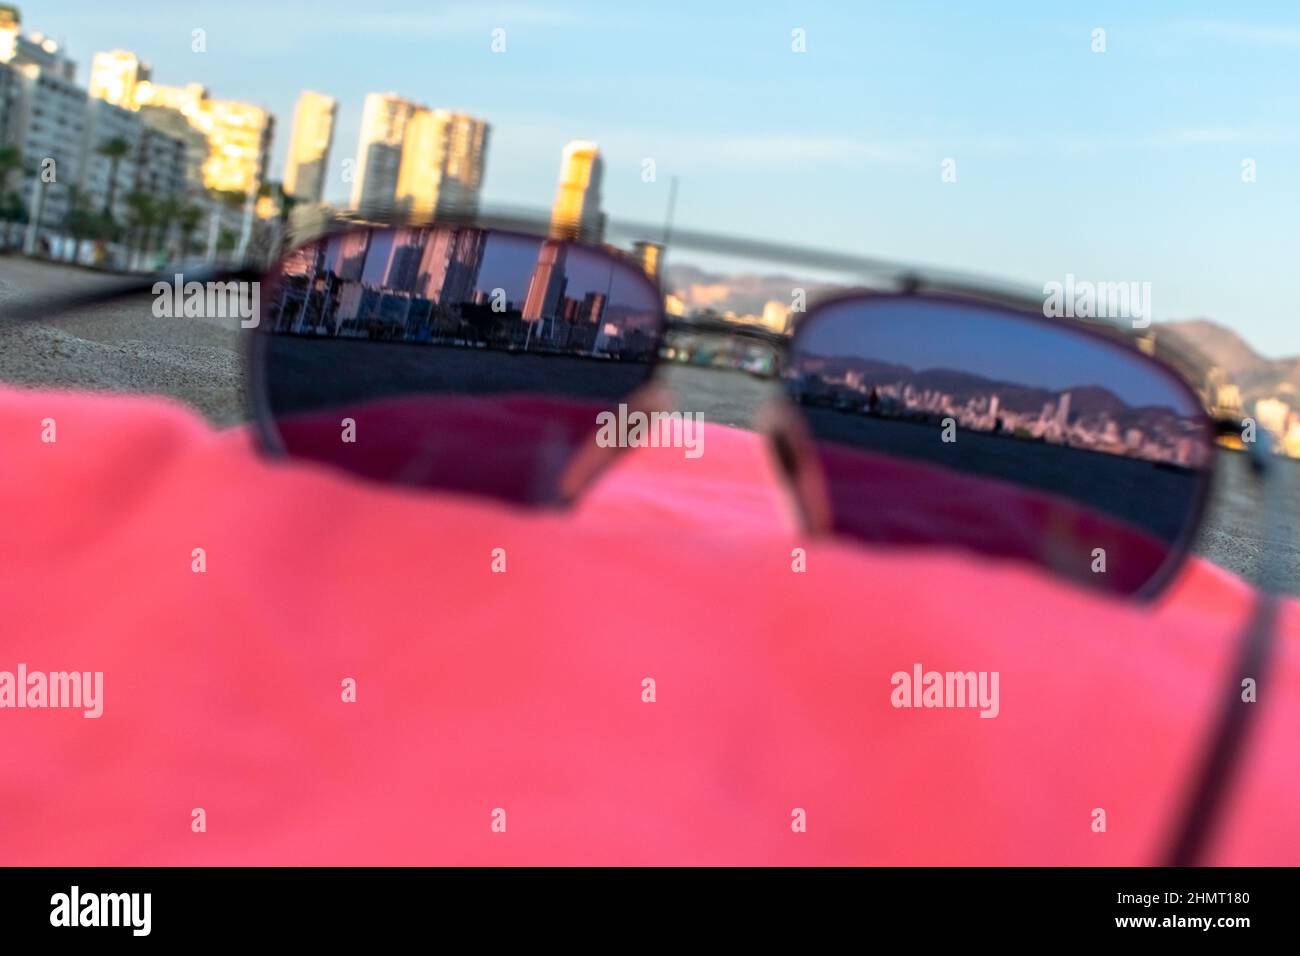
[254,226,663,504]
[785,295,1214,596]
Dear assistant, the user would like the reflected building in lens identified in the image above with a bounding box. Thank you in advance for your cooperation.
[330,230,372,282]
[417,227,487,304]
[523,240,569,327]
[550,140,604,243]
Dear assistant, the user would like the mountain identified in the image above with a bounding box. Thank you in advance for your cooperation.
[796,352,1189,435]
[664,264,841,317]
[1160,319,1300,408]
[665,262,1298,414]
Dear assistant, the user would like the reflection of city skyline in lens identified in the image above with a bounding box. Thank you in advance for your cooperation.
[789,300,1210,469]
[268,227,660,361]
[799,299,1194,411]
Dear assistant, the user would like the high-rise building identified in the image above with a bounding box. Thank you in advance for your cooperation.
[136,121,190,202]
[522,239,568,322]
[550,140,603,243]
[189,96,273,195]
[633,240,662,284]
[284,90,336,204]
[351,93,419,212]
[137,104,208,192]
[89,69,270,197]
[417,227,486,304]
[430,110,488,216]
[352,94,489,216]
[4,59,86,236]
[79,97,143,221]
[0,8,74,81]
[132,79,206,116]
[393,108,489,218]
[88,49,150,109]
[578,291,606,325]
[362,227,424,290]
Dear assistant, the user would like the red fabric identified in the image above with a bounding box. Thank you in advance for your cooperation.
[1,385,1297,865]
[817,441,1171,593]
[275,393,610,501]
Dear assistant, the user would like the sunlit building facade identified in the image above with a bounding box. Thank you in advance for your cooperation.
[351,92,419,212]
[87,49,150,109]
[393,108,489,218]
[189,96,273,195]
[0,8,74,81]
[91,71,270,196]
[633,240,662,284]
[352,93,489,217]
[550,139,603,243]
[284,89,336,204]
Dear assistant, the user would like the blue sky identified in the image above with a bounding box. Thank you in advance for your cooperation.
[26,0,1300,356]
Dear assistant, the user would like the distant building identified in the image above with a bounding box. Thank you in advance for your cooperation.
[91,68,271,196]
[79,97,143,220]
[351,93,420,212]
[1254,397,1290,438]
[0,8,75,81]
[189,96,273,195]
[137,104,208,193]
[4,59,86,238]
[759,299,790,334]
[393,108,489,218]
[550,140,603,243]
[633,240,662,283]
[87,49,150,109]
[283,90,336,204]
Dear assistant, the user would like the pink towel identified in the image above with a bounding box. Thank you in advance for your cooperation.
[1,385,1296,865]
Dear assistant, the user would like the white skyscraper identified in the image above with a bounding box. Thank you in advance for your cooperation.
[351,93,420,212]
[351,94,489,216]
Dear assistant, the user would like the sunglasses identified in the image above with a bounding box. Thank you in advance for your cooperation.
[2,208,1284,868]
[253,221,1214,601]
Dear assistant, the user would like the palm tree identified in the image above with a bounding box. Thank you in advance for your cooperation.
[154,195,182,264]
[124,191,157,270]
[256,180,299,257]
[177,203,204,259]
[217,227,238,258]
[0,145,21,247]
[62,185,97,265]
[96,136,131,221]
[2,190,27,248]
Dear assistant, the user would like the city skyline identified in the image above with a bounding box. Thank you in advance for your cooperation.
[20,0,1299,360]
[269,224,661,359]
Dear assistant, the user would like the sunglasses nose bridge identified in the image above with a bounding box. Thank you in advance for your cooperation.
[756,394,834,535]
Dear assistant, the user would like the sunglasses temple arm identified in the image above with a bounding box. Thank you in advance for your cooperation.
[0,267,263,331]
[1163,425,1289,865]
